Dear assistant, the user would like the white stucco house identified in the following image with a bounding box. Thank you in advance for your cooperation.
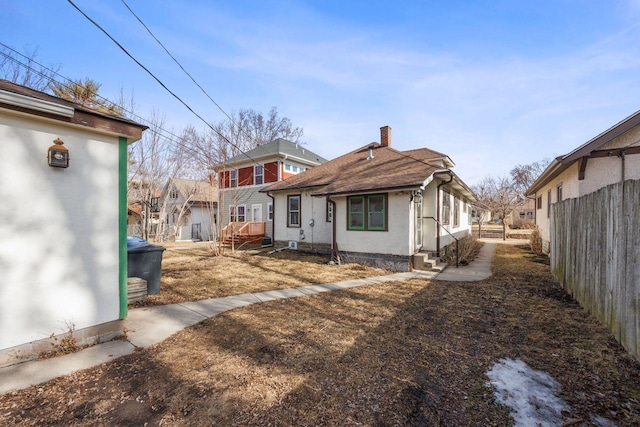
[526,109,640,253]
[261,126,476,271]
[0,80,146,365]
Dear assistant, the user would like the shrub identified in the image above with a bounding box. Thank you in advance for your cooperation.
[443,235,483,266]
[530,226,543,254]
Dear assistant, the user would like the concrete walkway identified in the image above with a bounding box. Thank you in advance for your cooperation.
[0,239,510,394]
[435,242,496,282]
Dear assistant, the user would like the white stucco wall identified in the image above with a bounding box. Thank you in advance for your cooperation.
[272,189,333,248]
[0,111,121,350]
[273,184,473,257]
[334,191,412,256]
[420,183,473,252]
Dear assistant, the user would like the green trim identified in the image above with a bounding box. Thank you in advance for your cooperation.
[118,136,128,319]
[347,196,365,230]
[348,194,387,231]
[367,194,386,231]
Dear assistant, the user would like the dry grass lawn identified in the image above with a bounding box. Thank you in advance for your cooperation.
[2,245,640,426]
[143,246,390,306]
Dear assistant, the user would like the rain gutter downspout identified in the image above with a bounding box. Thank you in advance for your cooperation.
[327,195,339,264]
[436,171,454,258]
[266,192,275,246]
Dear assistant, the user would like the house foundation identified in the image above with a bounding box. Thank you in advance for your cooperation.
[0,320,124,368]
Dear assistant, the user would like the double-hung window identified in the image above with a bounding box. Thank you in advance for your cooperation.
[441,190,451,225]
[237,205,246,222]
[453,195,460,227]
[287,195,301,227]
[347,194,387,231]
[229,170,237,188]
[254,165,264,185]
[557,183,563,202]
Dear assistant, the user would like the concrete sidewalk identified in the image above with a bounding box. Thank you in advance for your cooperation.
[0,270,438,394]
[435,242,496,281]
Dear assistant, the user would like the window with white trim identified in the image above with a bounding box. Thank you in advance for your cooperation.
[230,170,237,187]
[254,165,264,185]
[287,195,301,227]
[237,205,246,222]
[441,190,451,225]
[268,203,273,221]
[453,195,460,227]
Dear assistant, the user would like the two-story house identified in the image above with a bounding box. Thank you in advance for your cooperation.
[157,178,218,241]
[213,138,327,243]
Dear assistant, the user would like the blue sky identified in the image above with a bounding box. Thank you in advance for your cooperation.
[3,0,640,184]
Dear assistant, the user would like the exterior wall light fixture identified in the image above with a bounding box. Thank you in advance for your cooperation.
[48,138,69,168]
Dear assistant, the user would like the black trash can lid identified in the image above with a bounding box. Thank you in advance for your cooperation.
[127,236,166,253]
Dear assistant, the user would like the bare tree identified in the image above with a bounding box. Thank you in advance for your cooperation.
[473,176,521,240]
[176,107,304,253]
[0,45,60,91]
[510,158,551,199]
[128,110,183,240]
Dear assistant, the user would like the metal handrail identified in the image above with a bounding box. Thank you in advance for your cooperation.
[425,216,459,268]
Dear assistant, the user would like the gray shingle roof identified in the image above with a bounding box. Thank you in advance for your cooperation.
[225,138,327,166]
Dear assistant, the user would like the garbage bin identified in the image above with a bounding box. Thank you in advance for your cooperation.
[127,236,166,295]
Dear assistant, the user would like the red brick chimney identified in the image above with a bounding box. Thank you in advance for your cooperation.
[380,125,391,147]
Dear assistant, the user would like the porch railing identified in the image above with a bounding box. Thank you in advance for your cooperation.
[425,216,459,268]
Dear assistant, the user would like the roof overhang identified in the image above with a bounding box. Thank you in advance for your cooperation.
[526,109,640,196]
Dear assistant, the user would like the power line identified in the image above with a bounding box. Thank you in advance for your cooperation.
[65,0,275,177]
[120,0,234,125]
[0,44,206,161]
[119,0,285,165]
[0,41,275,180]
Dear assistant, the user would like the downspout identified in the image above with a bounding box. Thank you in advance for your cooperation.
[328,195,340,264]
[436,172,454,258]
[618,149,626,182]
[266,192,275,246]
[118,136,128,320]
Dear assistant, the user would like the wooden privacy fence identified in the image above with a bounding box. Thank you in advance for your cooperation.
[551,179,640,359]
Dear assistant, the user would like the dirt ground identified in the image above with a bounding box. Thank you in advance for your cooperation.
[2,245,640,426]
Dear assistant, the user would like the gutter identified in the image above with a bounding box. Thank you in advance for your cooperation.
[266,192,275,246]
[436,171,454,258]
[327,195,340,264]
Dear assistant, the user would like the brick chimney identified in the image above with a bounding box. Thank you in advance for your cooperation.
[380,125,391,147]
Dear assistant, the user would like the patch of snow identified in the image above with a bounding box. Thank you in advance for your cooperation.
[486,358,569,427]
[592,415,619,427]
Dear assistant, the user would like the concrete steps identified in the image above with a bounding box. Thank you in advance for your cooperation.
[412,253,448,273]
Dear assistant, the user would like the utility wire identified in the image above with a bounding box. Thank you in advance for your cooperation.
[65,0,276,177]
[120,0,282,164]
[120,0,234,125]
[0,45,206,161]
